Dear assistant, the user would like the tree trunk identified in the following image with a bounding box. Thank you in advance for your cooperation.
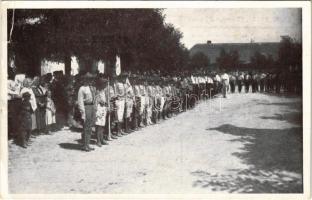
[64,53,71,76]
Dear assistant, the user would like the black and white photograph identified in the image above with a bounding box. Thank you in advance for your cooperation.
[1,1,311,199]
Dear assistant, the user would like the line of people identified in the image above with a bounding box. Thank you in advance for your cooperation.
[8,68,301,150]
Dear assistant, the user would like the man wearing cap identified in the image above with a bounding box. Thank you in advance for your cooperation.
[77,72,96,152]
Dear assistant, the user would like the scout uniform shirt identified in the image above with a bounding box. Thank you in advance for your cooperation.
[77,85,96,120]
[114,81,126,122]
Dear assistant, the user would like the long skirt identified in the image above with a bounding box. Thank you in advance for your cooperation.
[46,110,56,125]
[35,107,46,130]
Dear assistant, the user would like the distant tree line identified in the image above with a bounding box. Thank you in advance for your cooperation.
[189,36,302,71]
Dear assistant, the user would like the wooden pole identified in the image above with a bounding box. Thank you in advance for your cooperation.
[107,77,111,139]
[125,83,127,132]
[185,93,188,111]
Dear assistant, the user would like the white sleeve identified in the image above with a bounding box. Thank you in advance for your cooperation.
[77,87,85,120]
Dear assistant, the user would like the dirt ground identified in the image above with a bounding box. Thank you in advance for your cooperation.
[8,92,303,194]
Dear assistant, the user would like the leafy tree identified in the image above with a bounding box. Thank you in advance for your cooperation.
[8,9,189,76]
[189,52,209,69]
[278,36,302,68]
[250,51,267,69]
[216,48,240,69]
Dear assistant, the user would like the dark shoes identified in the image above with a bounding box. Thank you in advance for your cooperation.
[82,146,95,152]
[111,135,118,139]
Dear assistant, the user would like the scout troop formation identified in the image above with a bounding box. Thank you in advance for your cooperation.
[8,68,301,150]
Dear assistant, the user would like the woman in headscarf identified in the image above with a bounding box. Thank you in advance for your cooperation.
[20,77,37,132]
[32,76,47,134]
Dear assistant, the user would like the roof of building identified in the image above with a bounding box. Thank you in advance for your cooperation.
[190,42,280,64]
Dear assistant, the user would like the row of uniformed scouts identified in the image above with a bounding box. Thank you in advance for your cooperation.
[77,69,302,151]
[78,73,200,151]
[8,69,301,150]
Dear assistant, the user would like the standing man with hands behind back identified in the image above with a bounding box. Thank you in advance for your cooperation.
[77,72,96,152]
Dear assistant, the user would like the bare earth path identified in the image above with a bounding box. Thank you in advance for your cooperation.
[8,93,303,193]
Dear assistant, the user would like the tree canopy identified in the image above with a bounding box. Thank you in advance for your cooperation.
[189,52,209,69]
[8,9,189,76]
[278,36,302,69]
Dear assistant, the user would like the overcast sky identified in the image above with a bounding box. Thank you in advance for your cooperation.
[163,8,302,49]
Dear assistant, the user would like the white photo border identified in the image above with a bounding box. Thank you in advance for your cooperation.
[0,1,311,199]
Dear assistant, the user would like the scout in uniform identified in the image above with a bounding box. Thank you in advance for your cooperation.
[139,81,147,126]
[146,82,154,125]
[77,72,96,152]
[94,78,109,147]
[124,77,134,133]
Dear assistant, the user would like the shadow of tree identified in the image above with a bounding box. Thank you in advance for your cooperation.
[260,112,302,126]
[191,168,302,193]
[209,124,302,174]
[257,101,302,111]
[261,93,302,99]
[194,124,303,193]
[259,98,302,127]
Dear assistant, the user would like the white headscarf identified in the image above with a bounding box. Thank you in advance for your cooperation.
[20,78,37,111]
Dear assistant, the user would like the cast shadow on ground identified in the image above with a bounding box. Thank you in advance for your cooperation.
[260,112,302,126]
[58,143,82,151]
[257,101,302,111]
[258,100,302,126]
[194,124,303,193]
[263,93,302,99]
